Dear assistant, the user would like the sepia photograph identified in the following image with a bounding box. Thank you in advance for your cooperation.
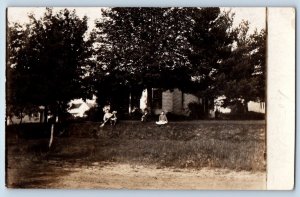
[6,7,269,189]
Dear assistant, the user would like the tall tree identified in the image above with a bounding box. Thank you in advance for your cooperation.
[6,22,38,123]
[92,7,266,115]
[93,8,235,110]
[186,8,237,113]
[215,21,266,112]
[7,8,93,121]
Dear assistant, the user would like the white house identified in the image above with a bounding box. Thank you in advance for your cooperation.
[247,101,266,113]
[139,88,265,117]
[214,96,266,114]
[140,88,207,115]
[67,95,97,117]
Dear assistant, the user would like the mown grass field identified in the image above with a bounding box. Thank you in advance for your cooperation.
[6,120,266,188]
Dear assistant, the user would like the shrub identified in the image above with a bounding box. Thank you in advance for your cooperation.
[85,107,103,122]
[165,112,189,121]
[129,108,143,120]
[188,102,204,119]
[6,123,52,139]
[217,111,265,120]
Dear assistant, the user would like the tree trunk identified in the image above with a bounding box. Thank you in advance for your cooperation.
[44,106,48,123]
[19,112,23,124]
[129,91,132,114]
[49,123,54,148]
[243,101,249,113]
[8,116,13,125]
[39,111,44,123]
[203,97,209,118]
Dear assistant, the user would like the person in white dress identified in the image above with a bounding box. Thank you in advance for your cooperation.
[156,111,168,125]
[100,108,117,127]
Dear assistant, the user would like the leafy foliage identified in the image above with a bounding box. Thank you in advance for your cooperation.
[7,8,93,120]
[215,21,266,111]
[92,8,247,112]
[7,7,266,120]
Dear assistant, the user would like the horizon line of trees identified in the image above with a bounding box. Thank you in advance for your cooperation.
[6,7,266,123]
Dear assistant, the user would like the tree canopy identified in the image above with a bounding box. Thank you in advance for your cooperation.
[93,8,194,98]
[7,7,266,120]
[92,7,266,112]
[7,8,93,120]
[214,21,266,111]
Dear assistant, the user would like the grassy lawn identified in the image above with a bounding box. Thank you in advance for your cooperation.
[6,120,266,188]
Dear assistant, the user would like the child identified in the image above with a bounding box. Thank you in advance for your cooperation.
[141,108,149,122]
[100,108,118,127]
[156,111,168,125]
[100,106,113,127]
[110,111,117,126]
[100,108,113,127]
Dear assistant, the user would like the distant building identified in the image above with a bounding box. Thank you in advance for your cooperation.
[67,95,97,117]
[149,88,201,115]
[214,96,266,114]
[138,88,212,116]
[247,101,266,113]
[6,95,98,125]
[7,113,41,125]
[138,88,265,117]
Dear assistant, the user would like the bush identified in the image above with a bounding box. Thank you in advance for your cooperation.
[165,112,189,121]
[129,108,143,120]
[188,102,204,119]
[217,111,265,120]
[6,123,52,139]
[85,107,103,122]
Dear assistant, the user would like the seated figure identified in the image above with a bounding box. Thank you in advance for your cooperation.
[141,108,149,122]
[110,111,117,126]
[100,109,117,127]
[156,111,168,125]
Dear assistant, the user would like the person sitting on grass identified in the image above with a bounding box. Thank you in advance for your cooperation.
[156,111,168,125]
[100,108,112,127]
[141,108,149,122]
[110,111,117,126]
[100,108,117,127]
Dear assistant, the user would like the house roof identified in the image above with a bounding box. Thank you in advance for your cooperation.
[69,103,82,110]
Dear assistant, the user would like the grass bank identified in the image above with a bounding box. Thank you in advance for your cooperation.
[6,121,266,172]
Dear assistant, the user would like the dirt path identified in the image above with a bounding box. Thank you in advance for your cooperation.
[46,162,266,190]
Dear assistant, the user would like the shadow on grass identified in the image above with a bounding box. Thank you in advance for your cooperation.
[6,121,266,188]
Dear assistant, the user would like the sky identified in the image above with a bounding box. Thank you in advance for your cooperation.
[229,7,266,32]
[7,7,266,33]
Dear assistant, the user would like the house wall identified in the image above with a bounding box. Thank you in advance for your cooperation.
[248,101,266,113]
[162,90,173,113]
[67,95,97,117]
[172,89,183,114]
[78,104,90,117]
[68,103,90,117]
[154,88,182,115]
[159,89,200,116]
[153,90,266,116]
